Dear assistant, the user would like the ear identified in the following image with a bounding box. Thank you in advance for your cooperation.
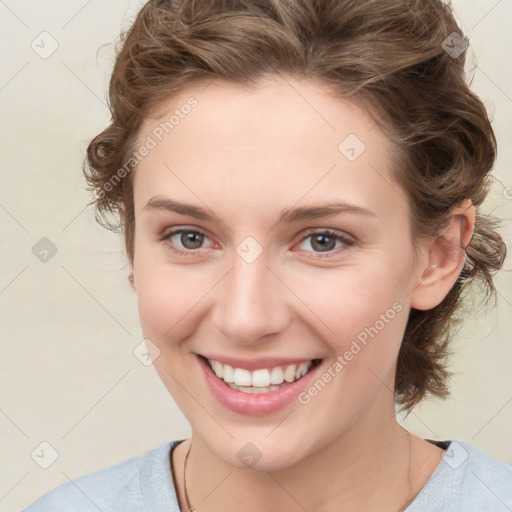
[410,199,475,310]
[119,206,136,292]
[128,268,136,292]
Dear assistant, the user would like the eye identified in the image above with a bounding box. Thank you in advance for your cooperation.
[295,229,355,257]
[159,227,355,258]
[159,228,214,256]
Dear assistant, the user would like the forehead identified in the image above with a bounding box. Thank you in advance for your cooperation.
[134,76,406,222]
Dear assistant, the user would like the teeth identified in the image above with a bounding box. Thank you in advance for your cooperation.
[283,365,296,383]
[233,368,252,386]
[240,385,269,394]
[251,369,270,387]
[223,364,234,383]
[212,361,223,378]
[227,383,287,393]
[270,366,283,384]
[207,358,315,388]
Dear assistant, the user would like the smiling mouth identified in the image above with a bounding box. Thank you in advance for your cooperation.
[200,355,323,394]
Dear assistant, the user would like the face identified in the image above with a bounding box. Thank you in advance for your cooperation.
[130,76,424,471]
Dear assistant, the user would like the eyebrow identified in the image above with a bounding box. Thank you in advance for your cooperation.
[143,196,377,224]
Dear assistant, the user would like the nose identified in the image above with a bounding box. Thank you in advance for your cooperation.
[211,249,291,345]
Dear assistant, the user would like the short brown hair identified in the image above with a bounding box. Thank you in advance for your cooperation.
[84,0,506,413]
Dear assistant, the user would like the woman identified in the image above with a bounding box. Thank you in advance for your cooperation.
[22,0,511,510]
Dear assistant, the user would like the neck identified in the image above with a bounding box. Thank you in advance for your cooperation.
[174,403,443,512]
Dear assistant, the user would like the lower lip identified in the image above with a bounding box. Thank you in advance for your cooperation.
[197,355,323,416]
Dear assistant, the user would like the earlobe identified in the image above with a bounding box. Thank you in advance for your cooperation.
[410,199,475,311]
[129,271,136,292]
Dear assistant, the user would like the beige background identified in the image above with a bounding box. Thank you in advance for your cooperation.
[1,1,511,510]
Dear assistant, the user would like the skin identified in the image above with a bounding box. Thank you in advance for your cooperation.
[129,75,474,512]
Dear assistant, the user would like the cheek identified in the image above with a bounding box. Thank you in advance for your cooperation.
[292,261,408,338]
[288,261,410,389]
[134,260,218,345]
[298,271,409,417]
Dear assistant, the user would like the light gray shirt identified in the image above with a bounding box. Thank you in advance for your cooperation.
[21,439,512,512]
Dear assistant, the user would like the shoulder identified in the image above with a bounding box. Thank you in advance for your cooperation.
[20,440,184,512]
[456,440,512,510]
[408,439,512,512]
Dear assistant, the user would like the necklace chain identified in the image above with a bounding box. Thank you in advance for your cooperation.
[183,441,193,511]
[181,430,414,512]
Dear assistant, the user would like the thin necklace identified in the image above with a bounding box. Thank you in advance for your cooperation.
[182,440,193,512]
[181,431,414,512]
[398,429,414,512]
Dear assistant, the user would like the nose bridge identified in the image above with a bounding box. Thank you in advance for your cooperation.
[212,243,288,344]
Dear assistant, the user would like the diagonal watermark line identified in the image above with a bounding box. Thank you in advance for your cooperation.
[0,265,28,295]
[484,202,500,218]
[497,289,512,309]
[199,470,233,504]
[0,0,29,28]
[265,266,336,335]
[273,69,336,131]
[267,163,337,234]
[61,205,88,233]
[0,203,29,232]
[163,163,233,233]
[367,107,388,134]
[0,472,29,503]
[471,470,512,510]
[61,0,93,29]
[492,180,512,205]
[61,471,105,511]
[0,62,29,93]
[265,409,295,438]
[163,367,234,438]
[61,61,107,107]
[403,278,424,302]
[471,395,512,440]
[489,173,510,191]
[0,407,29,438]
[62,369,131,439]
[265,473,310,512]
[368,367,394,393]
[368,367,439,437]
[471,0,504,30]
[61,265,131,334]
[476,66,512,105]
[408,410,439,439]
[200,77,216,93]
[164,267,233,337]
[368,163,408,204]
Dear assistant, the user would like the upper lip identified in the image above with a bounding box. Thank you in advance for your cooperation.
[198,353,321,371]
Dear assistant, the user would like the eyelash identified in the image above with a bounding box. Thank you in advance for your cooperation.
[158,227,355,258]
